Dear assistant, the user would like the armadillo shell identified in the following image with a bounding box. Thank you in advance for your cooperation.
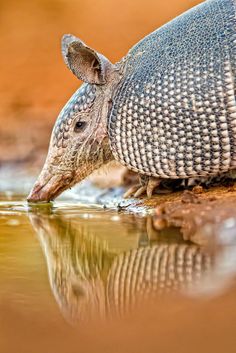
[108,0,236,179]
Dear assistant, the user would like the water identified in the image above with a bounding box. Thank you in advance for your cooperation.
[1,190,236,352]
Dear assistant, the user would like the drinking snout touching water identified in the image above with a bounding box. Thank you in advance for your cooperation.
[28,0,236,202]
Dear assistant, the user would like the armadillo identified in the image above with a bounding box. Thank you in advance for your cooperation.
[28,0,236,202]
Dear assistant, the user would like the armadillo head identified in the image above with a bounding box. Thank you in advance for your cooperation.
[28,34,121,202]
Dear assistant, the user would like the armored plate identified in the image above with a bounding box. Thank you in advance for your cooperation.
[108,0,236,179]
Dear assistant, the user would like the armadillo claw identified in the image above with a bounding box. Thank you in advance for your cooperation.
[123,177,160,199]
[146,178,161,198]
[123,184,142,198]
[134,186,147,198]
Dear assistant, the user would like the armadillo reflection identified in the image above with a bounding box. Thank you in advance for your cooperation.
[30,212,212,322]
[28,0,236,202]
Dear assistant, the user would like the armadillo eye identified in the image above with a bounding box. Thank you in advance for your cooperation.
[74,121,87,132]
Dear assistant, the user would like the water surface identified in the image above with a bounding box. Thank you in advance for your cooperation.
[1,190,236,352]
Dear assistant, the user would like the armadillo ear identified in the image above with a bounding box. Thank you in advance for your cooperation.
[61,34,113,85]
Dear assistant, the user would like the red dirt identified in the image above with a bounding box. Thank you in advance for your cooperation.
[152,186,236,243]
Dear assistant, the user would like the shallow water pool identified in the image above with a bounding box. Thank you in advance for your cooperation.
[1,190,236,353]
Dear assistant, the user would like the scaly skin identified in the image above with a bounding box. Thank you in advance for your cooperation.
[109,0,236,179]
[28,0,236,202]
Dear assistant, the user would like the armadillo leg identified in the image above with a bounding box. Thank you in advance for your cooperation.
[123,184,141,198]
[123,174,148,198]
[146,178,161,198]
[123,175,160,198]
[133,185,147,198]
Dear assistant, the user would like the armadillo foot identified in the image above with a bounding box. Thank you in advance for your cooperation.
[123,176,160,199]
[134,185,147,198]
[123,184,142,198]
[146,177,161,198]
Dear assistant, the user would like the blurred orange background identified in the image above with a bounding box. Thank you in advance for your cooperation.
[0,0,201,169]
